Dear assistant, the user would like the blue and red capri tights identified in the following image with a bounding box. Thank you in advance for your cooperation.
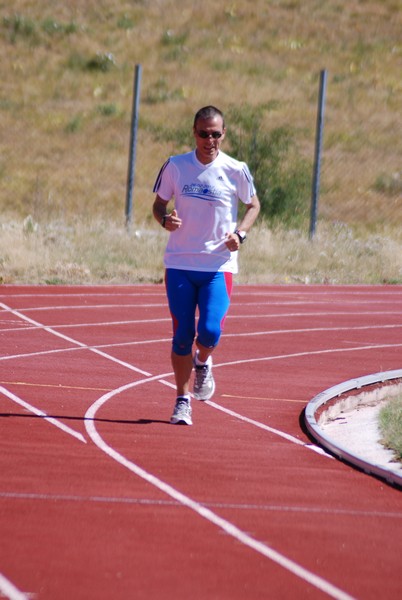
[165,269,233,356]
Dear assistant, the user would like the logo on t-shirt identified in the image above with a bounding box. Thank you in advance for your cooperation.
[182,183,223,201]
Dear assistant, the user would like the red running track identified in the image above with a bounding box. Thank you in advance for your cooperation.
[0,284,401,600]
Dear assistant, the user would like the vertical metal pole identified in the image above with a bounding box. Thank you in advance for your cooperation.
[309,69,327,240]
[125,64,142,230]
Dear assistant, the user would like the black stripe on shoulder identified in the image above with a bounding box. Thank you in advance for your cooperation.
[153,158,171,193]
[242,165,252,185]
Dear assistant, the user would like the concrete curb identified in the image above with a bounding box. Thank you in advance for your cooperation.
[305,369,402,487]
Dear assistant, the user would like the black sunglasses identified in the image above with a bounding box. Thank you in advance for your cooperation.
[196,130,223,139]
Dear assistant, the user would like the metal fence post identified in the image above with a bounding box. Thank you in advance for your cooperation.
[309,69,328,240]
[125,64,142,230]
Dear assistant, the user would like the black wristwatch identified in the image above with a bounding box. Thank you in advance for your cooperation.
[235,229,247,244]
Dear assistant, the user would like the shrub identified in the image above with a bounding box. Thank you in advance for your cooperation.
[97,103,121,117]
[117,15,135,30]
[3,14,38,43]
[144,78,186,104]
[225,105,311,227]
[67,51,117,72]
[41,18,80,36]
[373,171,402,196]
[86,52,117,72]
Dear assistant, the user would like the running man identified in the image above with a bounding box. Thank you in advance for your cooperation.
[153,105,260,425]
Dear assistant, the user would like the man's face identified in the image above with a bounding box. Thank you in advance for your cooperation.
[193,115,226,164]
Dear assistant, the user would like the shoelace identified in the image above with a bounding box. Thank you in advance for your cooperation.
[195,364,209,385]
[176,399,190,411]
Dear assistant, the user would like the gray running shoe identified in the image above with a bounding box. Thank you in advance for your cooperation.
[170,398,193,425]
[193,359,215,401]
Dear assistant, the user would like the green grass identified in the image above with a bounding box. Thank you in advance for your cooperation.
[379,395,402,462]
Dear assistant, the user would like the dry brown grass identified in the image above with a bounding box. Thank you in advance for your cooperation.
[1,0,401,284]
[1,215,400,285]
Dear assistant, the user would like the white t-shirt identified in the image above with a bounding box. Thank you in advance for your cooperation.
[153,150,256,273]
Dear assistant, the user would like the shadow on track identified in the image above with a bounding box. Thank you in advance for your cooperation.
[0,413,170,425]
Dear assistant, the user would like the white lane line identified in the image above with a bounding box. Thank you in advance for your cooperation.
[0,572,30,600]
[1,287,401,299]
[2,312,401,451]
[0,385,86,444]
[229,310,402,318]
[2,307,402,333]
[0,338,172,362]
[224,323,402,338]
[0,491,179,507]
[1,300,400,457]
[2,318,401,335]
[84,379,355,600]
[0,291,165,300]
[231,302,402,310]
[233,288,402,296]
[1,326,401,367]
[158,378,330,456]
[3,491,402,519]
[0,303,152,376]
[0,318,171,333]
[1,303,401,452]
[0,337,172,362]
[10,303,167,312]
[216,343,402,369]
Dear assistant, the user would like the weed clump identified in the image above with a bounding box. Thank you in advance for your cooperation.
[225,105,311,227]
[379,395,402,462]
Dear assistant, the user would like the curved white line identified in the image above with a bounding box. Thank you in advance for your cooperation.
[0,572,29,600]
[84,378,355,600]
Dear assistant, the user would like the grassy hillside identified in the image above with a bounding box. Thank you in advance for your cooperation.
[1,0,401,283]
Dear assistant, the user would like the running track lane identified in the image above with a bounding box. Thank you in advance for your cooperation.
[0,285,401,600]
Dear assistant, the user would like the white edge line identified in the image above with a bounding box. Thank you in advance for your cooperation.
[207,399,310,445]
[0,572,29,600]
[0,385,86,444]
[158,379,332,458]
[84,377,355,600]
[207,400,334,458]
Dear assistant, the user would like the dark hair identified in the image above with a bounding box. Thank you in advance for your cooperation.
[193,105,225,128]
